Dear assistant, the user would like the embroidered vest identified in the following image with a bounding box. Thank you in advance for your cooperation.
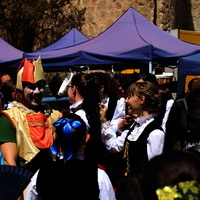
[2,104,62,163]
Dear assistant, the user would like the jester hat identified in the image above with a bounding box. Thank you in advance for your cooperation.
[16,56,45,90]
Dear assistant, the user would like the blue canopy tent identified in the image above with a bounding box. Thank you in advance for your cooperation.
[37,28,89,52]
[0,37,24,71]
[23,7,200,72]
[0,29,88,71]
[177,53,200,97]
[23,8,154,71]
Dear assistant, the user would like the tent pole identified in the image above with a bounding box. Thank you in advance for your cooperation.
[149,62,153,73]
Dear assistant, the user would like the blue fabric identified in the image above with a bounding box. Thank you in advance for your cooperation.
[0,152,4,165]
[50,117,86,162]
[37,28,89,52]
[0,37,23,69]
[23,8,200,71]
[0,28,88,71]
[178,53,200,96]
[2,8,200,72]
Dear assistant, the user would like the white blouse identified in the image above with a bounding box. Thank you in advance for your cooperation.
[25,168,116,200]
[101,96,126,129]
[69,99,90,132]
[161,99,174,132]
[101,114,164,160]
[110,97,126,125]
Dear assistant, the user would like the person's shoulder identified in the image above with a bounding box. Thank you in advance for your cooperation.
[0,112,10,120]
[51,109,62,116]
[0,111,16,131]
[50,109,63,120]
[171,96,187,109]
[176,96,186,103]
[167,99,174,104]
[117,97,125,103]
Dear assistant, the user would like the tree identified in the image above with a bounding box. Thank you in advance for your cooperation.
[0,0,86,52]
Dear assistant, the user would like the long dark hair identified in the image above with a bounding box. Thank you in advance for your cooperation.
[71,73,103,163]
[71,73,101,135]
[92,72,120,120]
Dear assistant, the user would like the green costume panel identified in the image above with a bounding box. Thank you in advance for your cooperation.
[0,114,16,143]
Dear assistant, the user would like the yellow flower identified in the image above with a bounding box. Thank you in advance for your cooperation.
[190,186,199,194]
[156,186,182,200]
[178,181,200,194]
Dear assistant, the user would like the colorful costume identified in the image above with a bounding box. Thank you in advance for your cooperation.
[0,57,62,165]
[1,101,62,163]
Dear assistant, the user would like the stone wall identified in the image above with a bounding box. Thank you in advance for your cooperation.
[191,0,200,31]
[1,0,200,51]
[66,0,200,39]
[69,0,160,38]
[66,0,178,39]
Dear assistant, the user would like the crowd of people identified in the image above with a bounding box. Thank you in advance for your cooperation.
[0,57,200,200]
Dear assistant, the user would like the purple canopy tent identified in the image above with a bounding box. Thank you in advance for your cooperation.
[0,37,24,71]
[23,8,153,71]
[23,8,200,71]
[37,28,89,52]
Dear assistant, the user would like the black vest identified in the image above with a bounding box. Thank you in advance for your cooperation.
[36,158,100,200]
[124,120,163,176]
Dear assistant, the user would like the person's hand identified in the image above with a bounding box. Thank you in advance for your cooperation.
[118,114,135,132]
[99,103,107,124]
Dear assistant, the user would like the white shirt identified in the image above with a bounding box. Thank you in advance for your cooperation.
[25,168,116,200]
[161,99,174,132]
[69,99,90,132]
[101,114,164,160]
[110,97,126,125]
[101,96,126,130]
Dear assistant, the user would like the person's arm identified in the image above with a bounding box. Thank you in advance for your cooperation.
[118,114,134,132]
[0,113,17,165]
[98,168,116,200]
[147,129,165,160]
[101,123,128,153]
[161,99,174,132]
[99,102,133,133]
[99,102,132,153]
[116,101,136,132]
[1,142,18,165]
[110,98,126,123]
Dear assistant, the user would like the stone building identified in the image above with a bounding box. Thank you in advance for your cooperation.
[69,0,200,39]
[32,0,200,51]
[0,0,200,52]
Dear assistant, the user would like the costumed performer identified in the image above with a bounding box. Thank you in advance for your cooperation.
[0,57,62,167]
